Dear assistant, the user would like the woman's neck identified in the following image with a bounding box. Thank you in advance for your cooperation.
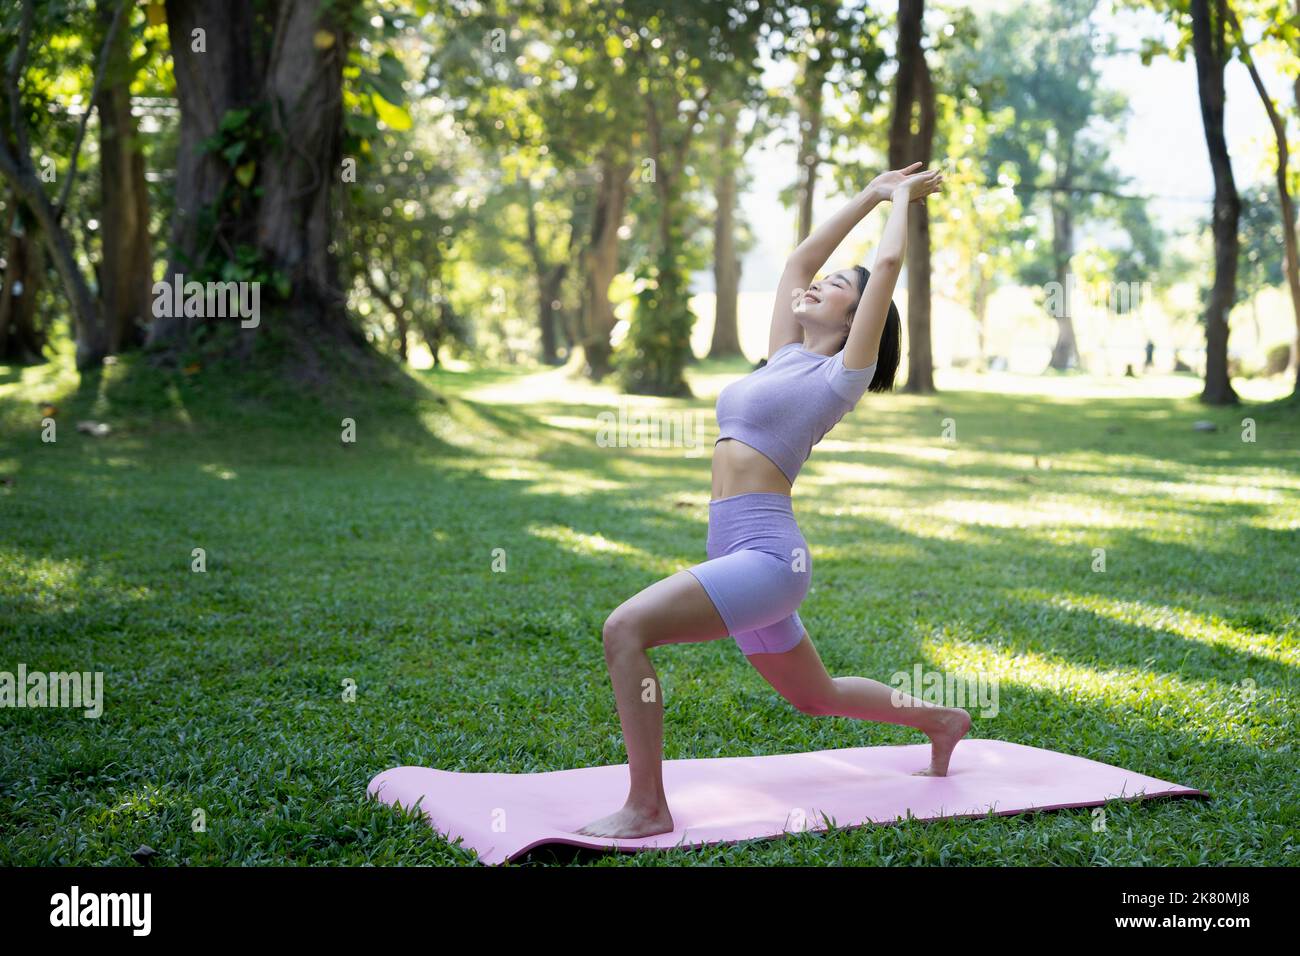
[800,329,844,356]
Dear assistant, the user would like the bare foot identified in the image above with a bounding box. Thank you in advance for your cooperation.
[911,707,972,777]
[577,806,676,842]
[575,803,675,839]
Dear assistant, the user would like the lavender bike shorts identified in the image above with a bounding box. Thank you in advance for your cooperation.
[685,492,811,656]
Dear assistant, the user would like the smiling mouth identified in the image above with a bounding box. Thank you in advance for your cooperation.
[803,292,820,303]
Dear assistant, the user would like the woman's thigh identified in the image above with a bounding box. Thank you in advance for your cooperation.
[743,629,838,711]
[687,548,810,639]
[606,570,732,649]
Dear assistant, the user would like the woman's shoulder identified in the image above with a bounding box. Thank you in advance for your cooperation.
[768,341,804,363]
[822,348,876,402]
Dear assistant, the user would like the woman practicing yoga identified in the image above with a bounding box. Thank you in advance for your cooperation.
[576,162,972,839]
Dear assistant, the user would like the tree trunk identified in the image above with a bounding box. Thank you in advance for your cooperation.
[558,290,580,355]
[364,273,406,361]
[393,303,408,362]
[1191,0,1240,405]
[153,0,258,346]
[1231,0,1299,397]
[973,267,989,366]
[0,199,47,362]
[0,147,107,368]
[1048,197,1079,370]
[710,102,742,358]
[890,0,936,394]
[1294,0,1300,395]
[96,0,151,353]
[0,0,115,369]
[523,178,564,365]
[795,51,827,244]
[154,0,364,371]
[907,204,935,391]
[254,0,354,353]
[538,265,567,366]
[627,79,706,395]
[579,153,630,378]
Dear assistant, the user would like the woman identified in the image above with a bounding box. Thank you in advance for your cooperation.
[576,162,972,840]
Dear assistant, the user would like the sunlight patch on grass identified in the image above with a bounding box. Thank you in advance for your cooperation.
[163,380,194,427]
[812,540,928,562]
[528,524,653,562]
[0,350,79,409]
[461,366,622,405]
[926,497,1132,529]
[799,459,898,489]
[88,785,172,827]
[869,441,957,463]
[461,459,623,495]
[1155,479,1291,506]
[423,401,538,459]
[1,553,92,593]
[539,413,601,433]
[934,369,1294,402]
[874,512,977,543]
[921,639,1264,746]
[1245,514,1300,533]
[1036,591,1298,666]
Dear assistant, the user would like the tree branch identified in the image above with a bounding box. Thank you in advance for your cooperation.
[364,270,403,320]
[673,82,712,168]
[57,0,130,219]
[1222,2,1289,152]
[8,0,35,164]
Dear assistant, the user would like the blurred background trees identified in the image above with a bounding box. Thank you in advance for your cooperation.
[1,0,1297,404]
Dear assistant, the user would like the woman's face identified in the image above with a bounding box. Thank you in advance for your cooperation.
[794,270,858,331]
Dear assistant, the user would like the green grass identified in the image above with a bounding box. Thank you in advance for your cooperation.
[1,349,1297,866]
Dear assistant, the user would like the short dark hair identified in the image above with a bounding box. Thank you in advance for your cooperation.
[840,264,901,392]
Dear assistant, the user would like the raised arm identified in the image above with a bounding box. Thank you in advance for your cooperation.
[767,162,925,359]
[842,167,944,371]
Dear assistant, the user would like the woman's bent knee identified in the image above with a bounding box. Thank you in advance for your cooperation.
[602,606,645,654]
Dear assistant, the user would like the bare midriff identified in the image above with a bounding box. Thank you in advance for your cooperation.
[711,438,792,501]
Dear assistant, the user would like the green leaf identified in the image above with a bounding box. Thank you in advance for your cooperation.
[345,111,381,138]
[366,71,406,109]
[235,161,257,188]
[376,52,407,102]
[222,141,246,164]
[219,108,252,134]
[370,93,411,131]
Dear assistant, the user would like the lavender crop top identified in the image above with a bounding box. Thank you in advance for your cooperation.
[714,342,877,483]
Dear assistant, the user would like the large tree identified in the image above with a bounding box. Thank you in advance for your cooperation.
[709,100,745,358]
[611,0,767,396]
[980,0,1134,374]
[780,1,887,245]
[889,0,937,393]
[707,69,770,359]
[1223,0,1299,398]
[95,0,152,353]
[1190,0,1242,403]
[150,0,370,375]
[1122,0,1253,401]
[0,0,118,369]
[430,0,637,378]
[0,195,46,362]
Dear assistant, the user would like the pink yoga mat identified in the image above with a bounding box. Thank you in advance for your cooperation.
[367,739,1208,864]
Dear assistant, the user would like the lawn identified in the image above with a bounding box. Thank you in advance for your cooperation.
[1,350,1297,865]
